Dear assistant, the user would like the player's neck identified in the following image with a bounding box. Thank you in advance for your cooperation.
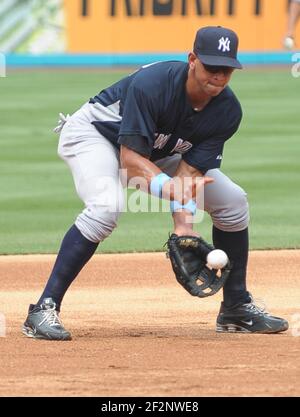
[186,76,211,111]
[187,91,211,112]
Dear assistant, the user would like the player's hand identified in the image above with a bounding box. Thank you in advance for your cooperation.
[161,175,214,204]
[53,113,70,134]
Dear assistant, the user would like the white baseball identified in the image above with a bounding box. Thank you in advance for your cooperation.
[283,37,294,50]
[206,249,228,269]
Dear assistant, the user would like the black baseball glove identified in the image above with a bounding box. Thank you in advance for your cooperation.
[166,234,231,298]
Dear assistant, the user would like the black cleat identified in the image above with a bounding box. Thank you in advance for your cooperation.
[22,298,72,341]
[216,297,289,334]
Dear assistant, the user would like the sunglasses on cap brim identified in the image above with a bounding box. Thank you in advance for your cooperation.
[202,63,234,74]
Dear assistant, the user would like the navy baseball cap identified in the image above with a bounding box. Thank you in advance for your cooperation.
[193,26,242,69]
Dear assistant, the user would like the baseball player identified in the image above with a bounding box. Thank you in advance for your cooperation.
[22,26,288,340]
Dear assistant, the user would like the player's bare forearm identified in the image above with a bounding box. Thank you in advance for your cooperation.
[120,146,213,204]
[120,145,161,192]
[170,160,200,234]
[120,145,179,198]
[171,160,213,236]
[172,211,199,237]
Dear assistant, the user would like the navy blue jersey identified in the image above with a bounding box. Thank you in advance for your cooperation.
[89,61,242,173]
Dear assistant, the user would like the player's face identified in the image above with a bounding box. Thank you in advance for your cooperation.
[188,53,235,97]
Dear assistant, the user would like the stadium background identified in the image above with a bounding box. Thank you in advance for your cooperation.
[0,0,299,254]
[1,0,300,65]
[0,0,299,398]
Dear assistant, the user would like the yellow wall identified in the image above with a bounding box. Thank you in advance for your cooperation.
[64,0,299,53]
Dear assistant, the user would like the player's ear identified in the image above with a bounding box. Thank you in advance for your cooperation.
[188,52,197,70]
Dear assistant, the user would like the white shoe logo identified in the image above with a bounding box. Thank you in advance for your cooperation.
[218,37,231,52]
[242,320,253,326]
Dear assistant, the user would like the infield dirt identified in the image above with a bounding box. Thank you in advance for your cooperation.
[0,251,299,397]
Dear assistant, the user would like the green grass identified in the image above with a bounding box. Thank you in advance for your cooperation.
[0,67,299,254]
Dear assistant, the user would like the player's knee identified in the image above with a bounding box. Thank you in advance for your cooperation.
[75,204,122,243]
[211,186,249,232]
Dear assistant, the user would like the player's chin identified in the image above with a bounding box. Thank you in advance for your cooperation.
[206,83,225,96]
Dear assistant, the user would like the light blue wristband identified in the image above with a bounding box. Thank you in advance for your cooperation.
[170,199,197,215]
[150,173,171,198]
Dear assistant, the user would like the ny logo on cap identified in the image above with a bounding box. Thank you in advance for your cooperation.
[218,37,231,52]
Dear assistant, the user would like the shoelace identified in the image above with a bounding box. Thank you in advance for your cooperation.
[38,307,62,327]
[245,297,268,315]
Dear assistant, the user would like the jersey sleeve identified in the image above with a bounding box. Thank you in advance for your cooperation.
[117,82,159,157]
